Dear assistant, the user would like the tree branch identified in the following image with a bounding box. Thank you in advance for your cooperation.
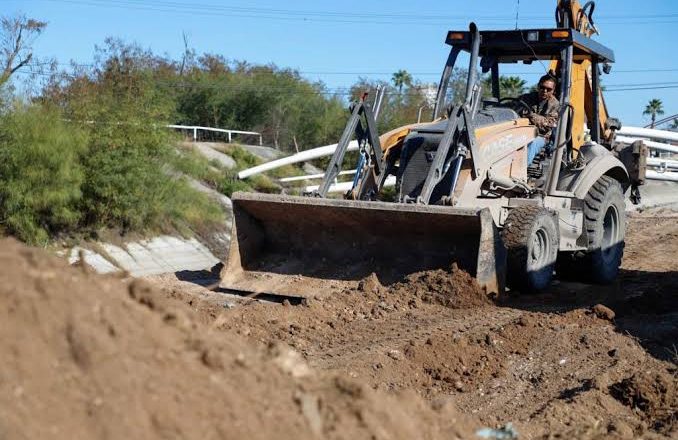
[8,53,31,75]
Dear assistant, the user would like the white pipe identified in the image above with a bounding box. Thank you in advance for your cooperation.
[305,175,397,194]
[238,141,359,179]
[279,170,356,183]
[618,126,678,143]
[646,170,678,182]
[616,136,678,154]
[647,157,678,170]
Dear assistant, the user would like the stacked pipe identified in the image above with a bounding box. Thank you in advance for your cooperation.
[617,127,678,183]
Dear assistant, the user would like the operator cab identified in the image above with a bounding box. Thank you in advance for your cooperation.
[395,24,616,203]
[433,27,615,142]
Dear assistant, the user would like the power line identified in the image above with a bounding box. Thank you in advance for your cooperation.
[301,68,678,76]
[605,85,678,92]
[43,0,678,21]
[25,61,678,76]
[39,0,678,26]
[604,81,678,88]
[14,68,678,95]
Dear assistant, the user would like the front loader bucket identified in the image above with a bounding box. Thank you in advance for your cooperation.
[221,192,506,298]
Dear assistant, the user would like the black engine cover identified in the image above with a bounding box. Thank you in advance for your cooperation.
[397,130,455,204]
[397,105,518,204]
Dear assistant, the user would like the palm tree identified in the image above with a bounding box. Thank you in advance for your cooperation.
[670,118,678,131]
[643,99,664,128]
[391,69,413,93]
[499,76,527,97]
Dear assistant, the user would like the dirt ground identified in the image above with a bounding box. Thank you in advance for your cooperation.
[1,207,676,439]
[153,207,678,439]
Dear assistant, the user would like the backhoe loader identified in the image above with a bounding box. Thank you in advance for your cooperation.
[221,0,646,297]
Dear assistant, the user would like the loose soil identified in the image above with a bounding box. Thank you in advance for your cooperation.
[153,208,678,439]
[1,208,676,439]
[0,238,476,440]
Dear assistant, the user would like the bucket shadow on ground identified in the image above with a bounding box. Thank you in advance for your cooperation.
[174,263,223,287]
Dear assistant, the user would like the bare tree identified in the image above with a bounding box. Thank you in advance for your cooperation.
[0,15,47,86]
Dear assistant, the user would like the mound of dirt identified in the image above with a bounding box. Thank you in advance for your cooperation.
[390,263,491,309]
[0,238,477,439]
[611,372,677,433]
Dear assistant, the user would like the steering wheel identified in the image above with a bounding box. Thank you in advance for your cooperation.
[498,97,532,116]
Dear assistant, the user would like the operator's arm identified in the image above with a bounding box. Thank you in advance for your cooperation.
[529,99,560,137]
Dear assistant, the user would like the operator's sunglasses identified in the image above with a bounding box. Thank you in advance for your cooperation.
[539,85,555,92]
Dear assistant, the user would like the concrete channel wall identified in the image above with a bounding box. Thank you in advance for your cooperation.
[68,235,222,277]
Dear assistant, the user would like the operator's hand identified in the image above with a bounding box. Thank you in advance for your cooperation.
[529,113,546,125]
[518,107,532,118]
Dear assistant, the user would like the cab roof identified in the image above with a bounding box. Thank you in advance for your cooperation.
[446,28,615,64]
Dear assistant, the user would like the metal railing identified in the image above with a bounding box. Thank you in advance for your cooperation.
[168,124,263,145]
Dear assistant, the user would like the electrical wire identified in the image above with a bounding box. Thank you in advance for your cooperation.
[27,61,678,76]
[49,0,678,21]
[13,68,678,95]
[37,0,678,26]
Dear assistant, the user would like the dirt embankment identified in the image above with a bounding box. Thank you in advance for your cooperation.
[0,238,477,440]
[156,209,678,439]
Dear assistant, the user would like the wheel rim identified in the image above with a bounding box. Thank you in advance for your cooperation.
[602,205,620,260]
[529,228,551,270]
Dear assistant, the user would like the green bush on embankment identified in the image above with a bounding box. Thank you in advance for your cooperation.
[0,104,87,244]
[0,99,224,245]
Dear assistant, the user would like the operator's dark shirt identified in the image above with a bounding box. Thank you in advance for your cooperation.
[518,91,560,139]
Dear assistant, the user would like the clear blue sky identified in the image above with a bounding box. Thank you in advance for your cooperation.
[7,0,678,126]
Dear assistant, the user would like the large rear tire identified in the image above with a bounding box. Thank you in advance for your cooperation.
[502,206,559,293]
[557,176,625,283]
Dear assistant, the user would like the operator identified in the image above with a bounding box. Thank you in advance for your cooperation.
[518,74,561,163]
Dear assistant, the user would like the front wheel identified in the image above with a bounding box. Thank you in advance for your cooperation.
[502,206,560,293]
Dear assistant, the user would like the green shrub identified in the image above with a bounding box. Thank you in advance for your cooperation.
[224,144,261,170]
[249,174,280,193]
[157,177,225,235]
[268,163,304,179]
[218,172,252,197]
[169,147,224,189]
[0,104,87,244]
[57,41,193,233]
[44,39,227,237]
[80,131,171,231]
